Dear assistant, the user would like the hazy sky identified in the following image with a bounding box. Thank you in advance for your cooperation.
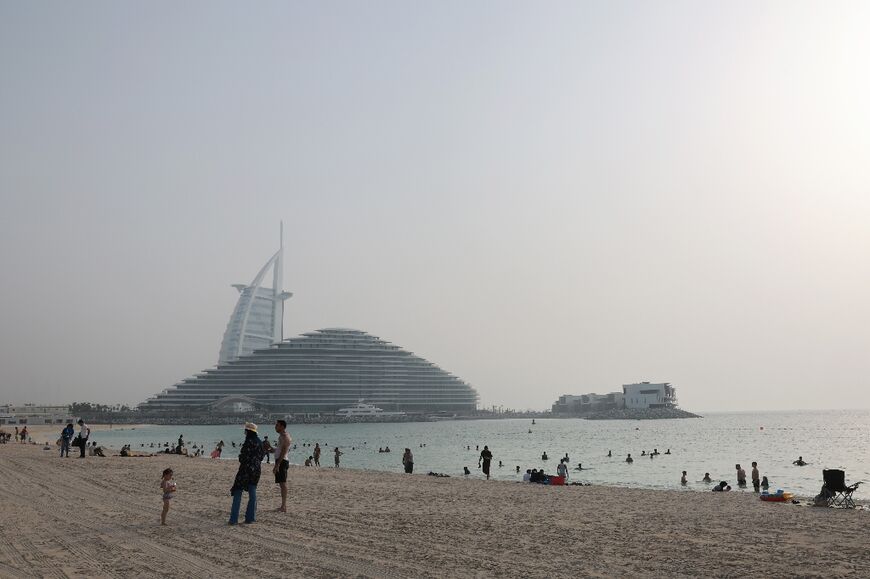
[1,1,868,412]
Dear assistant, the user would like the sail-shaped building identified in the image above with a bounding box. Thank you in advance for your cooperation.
[140,230,479,415]
[218,225,292,365]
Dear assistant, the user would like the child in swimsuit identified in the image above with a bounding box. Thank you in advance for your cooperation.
[160,468,176,525]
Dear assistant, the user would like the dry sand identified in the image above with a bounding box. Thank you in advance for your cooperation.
[0,443,868,578]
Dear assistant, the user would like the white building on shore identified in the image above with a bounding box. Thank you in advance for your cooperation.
[622,382,677,409]
[0,404,75,426]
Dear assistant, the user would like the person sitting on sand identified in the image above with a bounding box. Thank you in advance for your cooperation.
[793,456,807,466]
[712,481,731,492]
[626,454,633,463]
[681,471,688,485]
[304,456,313,467]
[523,469,532,482]
[702,473,712,483]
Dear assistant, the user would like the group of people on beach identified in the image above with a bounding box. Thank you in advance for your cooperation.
[57,420,90,458]
[160,420,363,525]
[0,425,31,444]
[683,463,771,492]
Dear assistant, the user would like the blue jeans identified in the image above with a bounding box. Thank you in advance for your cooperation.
[229,484,257,524]
[60,439,70,457]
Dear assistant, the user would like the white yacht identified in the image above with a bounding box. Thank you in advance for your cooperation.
[335,400,405,418]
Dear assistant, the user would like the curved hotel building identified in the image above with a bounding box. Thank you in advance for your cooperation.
[141,233,478,415]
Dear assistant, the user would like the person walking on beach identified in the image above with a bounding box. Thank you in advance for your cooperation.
[479,445,493,480]
[402,448,414,474]
[313,443,321,467]
[160,468,176,525]
[229,423,265,525]
[334,447,343,468]
[751,462,760,492]
[60,423,74,458]
[20,426,28,444]
[273,420,291,513]
[76,419,90,458]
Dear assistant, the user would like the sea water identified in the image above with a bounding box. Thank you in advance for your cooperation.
[89,409,870,497]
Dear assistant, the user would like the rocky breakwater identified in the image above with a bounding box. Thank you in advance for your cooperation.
[586,407,701,420]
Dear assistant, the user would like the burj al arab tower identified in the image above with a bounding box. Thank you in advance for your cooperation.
[217,225,292,365]
[139,224,479,415]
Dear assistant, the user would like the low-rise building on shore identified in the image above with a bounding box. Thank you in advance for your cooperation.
[552,382,680,416]
[0,404,75,426]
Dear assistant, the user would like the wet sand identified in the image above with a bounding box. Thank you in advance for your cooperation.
[0,443,868,578]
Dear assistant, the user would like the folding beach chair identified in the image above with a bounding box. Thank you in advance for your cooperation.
[822,469,861,508]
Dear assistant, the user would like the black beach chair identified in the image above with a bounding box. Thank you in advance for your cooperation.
[821,469,861,508]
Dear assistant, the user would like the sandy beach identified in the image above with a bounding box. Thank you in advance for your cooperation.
[0,443,868,578]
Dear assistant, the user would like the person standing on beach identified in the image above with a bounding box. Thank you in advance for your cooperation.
[160,468,176,526]
[273,420,291,513]
[751,462,760,492]
[229,423,265,525]
[262,435,273,465]
[76,419,90,458]
[402,448,414,474]
[735,464,747,486]
[556,459,568,481]
[334,447,343,468]
[313,443,321,467]
[479,445,493,479]
[60,423,74,458]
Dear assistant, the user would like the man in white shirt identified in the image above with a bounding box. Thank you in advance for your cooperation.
[556,459,569,480]
[76,419,90,458]
[273,420,292,513]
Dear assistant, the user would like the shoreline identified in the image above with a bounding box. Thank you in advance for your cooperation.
[1,443,869,577]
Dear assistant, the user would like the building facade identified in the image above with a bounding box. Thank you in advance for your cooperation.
[141,328,479,415]
[551,392,625,414]
[622,382,677,409]
[0,404,74,426]
[218,227,291,365]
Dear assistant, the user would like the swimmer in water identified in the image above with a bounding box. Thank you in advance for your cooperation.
[702,472,712,483]
[626,454,633,464]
